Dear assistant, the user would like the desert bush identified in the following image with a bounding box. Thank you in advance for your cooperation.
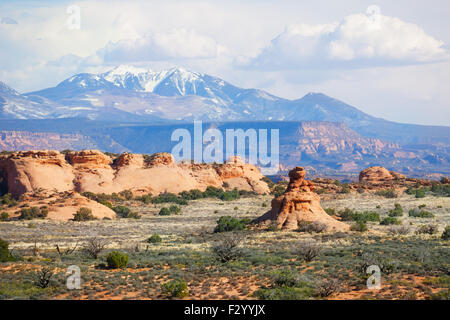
[416,224,439,235]
[18,206,48,220]
[161,279,189,298]
[351,221,368,232]
[388,203,403,217]
[147,234,162,243]
[83,237,108,259]
[73,207,96,221]
[338,208,379,223]
[169,205,181,215]
[315,279,341,297]
[0,193,18,207]
[151,192,188,205]
[106,251,128,269]
[158,207,171,216]
[214,216,250,233]
[273,270,312,288]
[380,217,401,225]
[33,267,53,288]
[0,238,15,262]
[112,205,139,219]
[0,212,8,221]
[388,225,410,236]
[211,232,245,262]
[296,241,322,262]
[442,226,450,240]
[375,189,397,198]
[254,286,314,300]
[298,221,328,233]
[324,208,336,215]
[415,189,426,198]
[118,189,133,200]
[408,209,434,218]
[340,184,351,194]
[271,185,286,197]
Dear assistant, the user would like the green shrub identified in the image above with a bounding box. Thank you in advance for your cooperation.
[113,206,130,217]
[161,279,189,298]
[380,217,401,225]
[416,224,439,235]
[442,226,450,240]
[0,238,15,262]
[73,207,96,221]
[324,208,336,215]
[213,216,249,233]
[159,207,171,216]
[118,190,133,200]
[0,212,8,221]
[151,192,188,205]
[351,221,368,232]
[338,208,379,223]
[0,193,18,207]
[297,221,327,233]
[147,234,162,243]
[106,251,128,269]
[375,189,397,198]
[169,205,181,215]
[18,206,48,220]
[408,209,434,218]
[271,185,286,197]
[388,203,403,217]
[254,286,315,300]
[340,184,350,194]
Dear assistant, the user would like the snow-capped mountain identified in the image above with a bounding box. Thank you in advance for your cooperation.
[0,81,61,119]
[1,66,448,146]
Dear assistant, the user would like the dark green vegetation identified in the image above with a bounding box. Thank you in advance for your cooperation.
[0,238,16,262]
[106,251,129,269]
[18,206,48,220]
[73,207,96,221]
[214,216,251,233]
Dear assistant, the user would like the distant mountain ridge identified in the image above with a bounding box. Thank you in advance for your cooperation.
[0,65,449,148]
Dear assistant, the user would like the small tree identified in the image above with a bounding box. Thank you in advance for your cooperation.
[147,234,162,244]
[83,237,108,259]
[73,207,96,221]
[211,232,245,262]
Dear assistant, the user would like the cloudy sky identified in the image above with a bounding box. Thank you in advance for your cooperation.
[0,0,449,125]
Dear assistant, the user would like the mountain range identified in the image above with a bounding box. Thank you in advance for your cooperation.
[0,65,449,177]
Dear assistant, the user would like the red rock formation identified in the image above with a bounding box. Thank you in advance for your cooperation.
[359,166,406,185]
[254,167,349,231]
[0,150,270,198]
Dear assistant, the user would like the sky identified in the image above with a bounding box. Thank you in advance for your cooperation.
[0,0,449,126]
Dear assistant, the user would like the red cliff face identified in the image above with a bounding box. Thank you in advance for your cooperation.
[254,167,349,231]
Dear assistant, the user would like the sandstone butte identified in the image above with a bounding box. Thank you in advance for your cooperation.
[359,166,406,185]
[254,167,349,231]
[0,150,270,221]
[0,150,271,197]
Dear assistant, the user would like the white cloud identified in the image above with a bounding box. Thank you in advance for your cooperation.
[244,11,448,70]
[95,28,220,63]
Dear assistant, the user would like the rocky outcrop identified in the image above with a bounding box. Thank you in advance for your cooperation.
[254,167,349,231]
[0,150,270,198]
[359,166,406,185]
